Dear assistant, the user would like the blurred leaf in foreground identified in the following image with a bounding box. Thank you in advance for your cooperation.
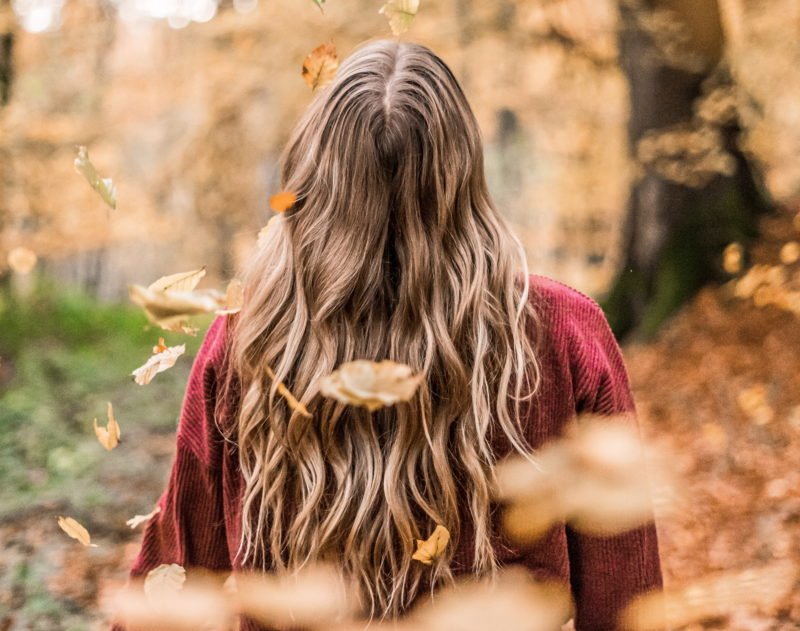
[319,360,423,411]
[302,43,339,91]
[74,145,117,209]
[144,563,186,597]
[7,246,37,274]
[269,190,297,213]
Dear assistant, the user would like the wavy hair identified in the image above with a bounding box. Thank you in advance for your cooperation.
[229,39,540,617]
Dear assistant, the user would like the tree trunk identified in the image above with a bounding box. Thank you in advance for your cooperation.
[603,0,771,339]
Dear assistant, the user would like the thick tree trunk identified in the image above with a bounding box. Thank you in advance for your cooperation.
[603,0,771,338]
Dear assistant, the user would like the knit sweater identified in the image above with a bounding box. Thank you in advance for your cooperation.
[115,274,662,630]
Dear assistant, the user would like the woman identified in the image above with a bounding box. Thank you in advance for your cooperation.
[119,40,661,630]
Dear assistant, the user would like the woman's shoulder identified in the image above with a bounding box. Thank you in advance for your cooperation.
[526,273,610,337]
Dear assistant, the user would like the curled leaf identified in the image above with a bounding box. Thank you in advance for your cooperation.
[132,344,186,386]
[144,563,186,597]
[74,145,117,209]
[302,43,339,91]
[126,505,161,529]
[148,267,206,293]
[7,246,37,274]
[319,360,423,411]
[153,337,168,354]
[265,366,312,418]
[379,0,420,36]
[93,401,121,451]
[269,191,297,213]
[412,524,450,565]
[58,516,97,547]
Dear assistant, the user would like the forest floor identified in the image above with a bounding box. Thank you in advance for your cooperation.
[1,211,799,631]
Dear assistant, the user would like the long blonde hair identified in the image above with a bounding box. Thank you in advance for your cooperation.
[229,39,539,617]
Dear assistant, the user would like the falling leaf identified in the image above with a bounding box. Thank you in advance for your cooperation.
[257,215,282,248]
[722,242,744,274]
[269,190,297,213]
[144,564,186,597]
[621,561,798,631]
[153,337,168,354]
[148,267,206,293]
[234,565,357,627]
[215,279,243,315]
[74,145,117,209]
[412,524,450,565]
[379,0,420,36]
[780,241,800,265]
[7,246,37,274]
[311,0,325,12]
[265,366,312,418]
[93,401,121,451]
[302,43,339,91]
[319,360,423,411]
[126,505,161,529]
[132,344,186,385]
[58,516,98,547]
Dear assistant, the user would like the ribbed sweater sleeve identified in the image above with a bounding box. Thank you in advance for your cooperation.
[562,295,663,631]
[111,317,232,630]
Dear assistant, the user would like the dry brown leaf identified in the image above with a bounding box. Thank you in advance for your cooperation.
[265,366,312,418]
[233,565,357,627]
[379,0,420,36]
[93,401,121,451]
[74,145,117,209]
[144,564,186,597]
[215,279,243,315]
[7,246,38,274]
[132,344,186,386]
[302,43,339,91]
[111,580,230,631]
[412,524,450,565]
[153,337,168,354]
[57,516,97,547]
[126,505,161,529]
[621,561,798,631]
[269,190,297,213]
[148,267,207,293]
[319,360,423,411]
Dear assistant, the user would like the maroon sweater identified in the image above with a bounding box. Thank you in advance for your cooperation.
[118,275,662,630]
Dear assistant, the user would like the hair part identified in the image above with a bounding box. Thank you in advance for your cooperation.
[229,39,540,618]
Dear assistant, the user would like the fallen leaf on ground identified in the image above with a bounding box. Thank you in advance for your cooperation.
[132,344,186,385]
[319,360,423,411]
[58,516,98,547]
[126,505,161,529]
[302,43,339,91]
[74,145,117,209]
[412,524,450,565]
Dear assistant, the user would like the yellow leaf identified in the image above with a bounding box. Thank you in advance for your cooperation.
[57,515,97,547]
[148,267,206,293]
[126,505,161,529]
[132,344,186,385]
[74,145,117,209]
[379,0,420,36]
[7,246,37,274]
[144,563,186,597]
[93,401,121,451]
[301,43,339,91]
[412,524,449,565]
[265,366,312,418]
[269,190,297,213]
[129,284,222,331]
[319,360,423,411]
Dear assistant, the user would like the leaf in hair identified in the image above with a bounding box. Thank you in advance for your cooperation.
[379,0,420,37]
[301,43,339,91]
[93,401,121,450]
[318,360,423,411]
[412,524,450,565]
[265,366,312,418]
[74,145,117,209]
[269,190,297,213]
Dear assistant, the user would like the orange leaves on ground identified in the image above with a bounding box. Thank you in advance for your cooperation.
[379,0,420,37]
[132,343,186,386]
[412,524,450,565]
[93,401,121,451]
[269,190,296,213]
[57,516,97,547]
[126,505,161,529]
[129,267,242,333]
[621,561,798,631]
[319,360,423,411]
[265,366,312,418]
[7,246,37,274]
[74,145,117,209]
[302,43,339,91]
[495,417,676,541]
